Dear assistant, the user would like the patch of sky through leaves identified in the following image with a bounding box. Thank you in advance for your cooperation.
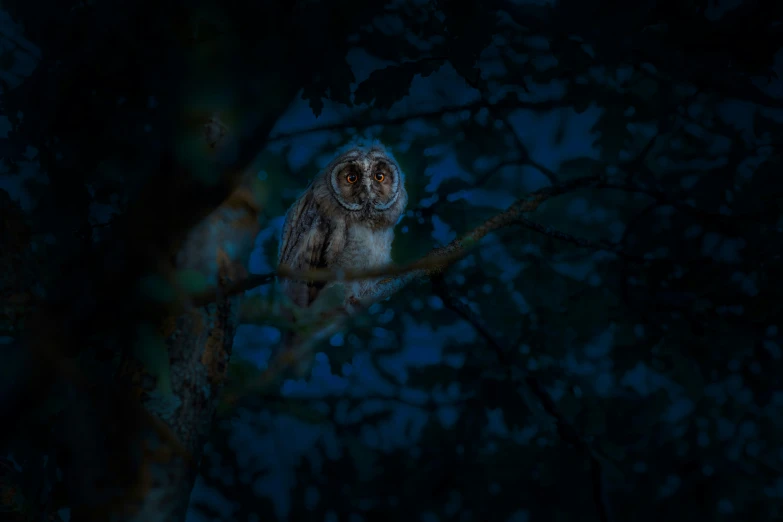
[507,105,602,173]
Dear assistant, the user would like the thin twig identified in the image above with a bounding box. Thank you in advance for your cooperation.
[192,272,276,307]
[431,278,613,522]
[511,216,643,260]
[266,96,577,144]
[228,388,472,412]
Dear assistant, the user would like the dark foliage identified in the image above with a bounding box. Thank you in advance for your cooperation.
[1,1,782,521]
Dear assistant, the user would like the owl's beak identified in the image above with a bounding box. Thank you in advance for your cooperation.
[360,185,373,207]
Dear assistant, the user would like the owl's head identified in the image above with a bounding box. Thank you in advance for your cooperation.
[318,144,407,226]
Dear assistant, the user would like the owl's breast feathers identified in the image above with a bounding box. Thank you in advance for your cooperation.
[339,224,393,269]
[279,144,406,310]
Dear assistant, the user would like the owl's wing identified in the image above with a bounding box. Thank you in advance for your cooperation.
[279,189,315,267]
[278,191,331,307]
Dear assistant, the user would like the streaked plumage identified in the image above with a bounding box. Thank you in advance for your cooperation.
[278,144,408,308]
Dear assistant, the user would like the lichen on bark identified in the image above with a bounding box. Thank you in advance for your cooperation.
[115,178,261,522]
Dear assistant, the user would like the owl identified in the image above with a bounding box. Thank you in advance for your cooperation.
[278,144,408,309]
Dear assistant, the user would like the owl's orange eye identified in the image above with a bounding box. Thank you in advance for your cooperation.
[346,173,358,184]
[373,172,385,182]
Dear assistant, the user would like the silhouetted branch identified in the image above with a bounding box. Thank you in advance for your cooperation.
[266,95,577,143]
[511,216,643,260]
[192,272,277,307]
[494,115,559,185]
[230,175,629,399]
[473,160,529,188]
[411,159,534,218]
[598,181,772,226]
[359,175,608,304]
[200,175,618,311]
[431,277,613,522]
[226,388,471,414]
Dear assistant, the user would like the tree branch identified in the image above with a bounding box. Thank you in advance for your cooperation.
[230,175,627,396]
[224,387,471,414]
[431,278,613,522]
[195,174,617,310]
[265,95,577,143]
[192,272,276,307]
[358,174,609,305]
[511,216,642,260]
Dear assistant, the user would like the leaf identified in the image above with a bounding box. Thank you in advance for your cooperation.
[301,283,347,322]
[138,273,176,303]
[592,442,626,483]
[133,323,172,396]
[266,399,327,424]
[322,56,356,107]
[0,49,15,71]
[594,104,632,163]
[326,340,356,376]
[344,434,379,482]
[354,61,444,109]
[242,304,294,333]
[407,364,460,389]
[302,84,325,118]
[175,268,209,295]
[584,403,607,436]
[225,357,262,389]
[628,76,659,101]
[358,409,395,426]
[31,392,67,424]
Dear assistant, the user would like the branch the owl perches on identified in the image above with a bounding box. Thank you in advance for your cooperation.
[275,143,408,362]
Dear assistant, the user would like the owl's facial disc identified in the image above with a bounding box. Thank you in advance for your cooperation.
[330,162,366,211]
[368,160,399,210]
[329,152,401,214]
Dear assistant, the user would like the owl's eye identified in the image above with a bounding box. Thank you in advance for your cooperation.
[346,173,358,184]
[373,172,385,182]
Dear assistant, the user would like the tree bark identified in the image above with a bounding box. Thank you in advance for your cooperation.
[85,178,267,522]
[122,187,261,521]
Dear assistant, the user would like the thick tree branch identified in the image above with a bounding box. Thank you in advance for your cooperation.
[192,272,276,307]
[115,178,265,522]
